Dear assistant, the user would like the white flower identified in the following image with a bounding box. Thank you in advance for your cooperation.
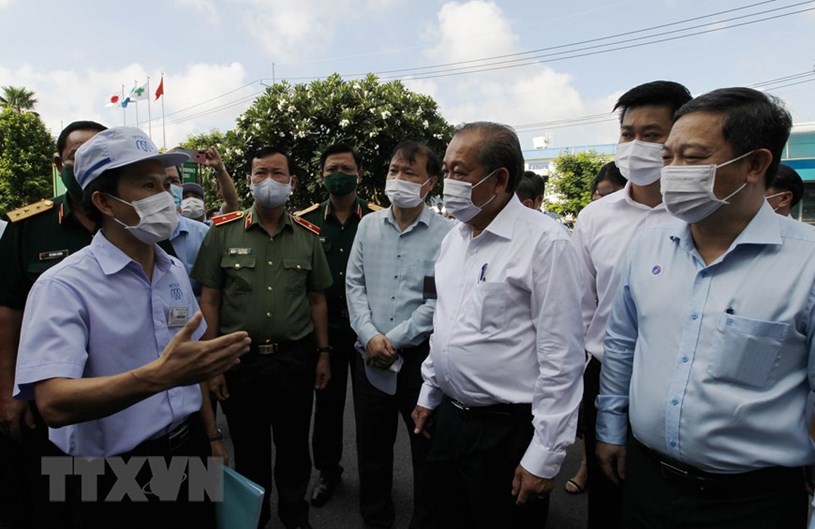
[339,119,350,128]
[380,110,391,120]
[287,105,296,113]
[279,131,286,137]
[296,130,307,139]
[433,133,443,140]
[352,83,361,90]
[369,131,376,137]
[422,120,429,129]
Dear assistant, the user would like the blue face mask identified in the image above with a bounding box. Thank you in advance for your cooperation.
[170,184,183,208]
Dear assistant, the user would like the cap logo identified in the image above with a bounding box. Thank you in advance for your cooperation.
[134,136,154,153]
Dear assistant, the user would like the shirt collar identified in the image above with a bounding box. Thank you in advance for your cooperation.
[91,231,173,276]
[325,197,364,221]
[245,206,292,234]
[171,214,189,238]
[384,205,433,232]
[620,182,667,211]
[669,201,782,254]
[481,194,523,240]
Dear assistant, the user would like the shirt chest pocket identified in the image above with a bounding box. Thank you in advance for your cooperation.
[283,258,312,292]
[220,255,256,293]
[474,281,506,334]
[708,314,789,388]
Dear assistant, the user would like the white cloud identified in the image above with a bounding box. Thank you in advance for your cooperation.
[422,1,620,148]
[0,62,251,149]
[171,0,219,24]
[0,0,11,8]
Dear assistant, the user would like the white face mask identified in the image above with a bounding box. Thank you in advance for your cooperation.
[170,184,183,208]
[614,140,664,186]
[660,150,754,224]
[385,177,430,208]
[106,191,180,244]
[181,197,206,219]
[442,169,497,223]
[251,177,291,209]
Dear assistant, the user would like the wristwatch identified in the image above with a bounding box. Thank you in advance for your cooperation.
[208,428,224,442]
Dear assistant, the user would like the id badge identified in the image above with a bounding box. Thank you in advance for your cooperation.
[168,307,189,328]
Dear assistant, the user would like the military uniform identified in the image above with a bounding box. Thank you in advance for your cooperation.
[192,207,332,529]
[0,195,94,529]
[295,198,381,487]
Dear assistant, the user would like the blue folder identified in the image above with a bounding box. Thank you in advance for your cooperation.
[216,466,265,529]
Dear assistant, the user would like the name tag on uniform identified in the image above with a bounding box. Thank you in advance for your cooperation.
[38,249,68,261]
[227,248,252,256]
[168,307,189,327]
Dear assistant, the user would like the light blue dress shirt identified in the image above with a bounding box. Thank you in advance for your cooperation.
[170,214,210,295]
[597,203,815,473]
[14,231,204,457]
[346,206,453,350]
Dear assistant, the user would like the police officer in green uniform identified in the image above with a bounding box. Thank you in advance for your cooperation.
[193,146,332,529]
[0,120,106,529]
[295,143,382,507]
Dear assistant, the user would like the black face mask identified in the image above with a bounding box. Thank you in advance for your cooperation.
[60,165,84,200]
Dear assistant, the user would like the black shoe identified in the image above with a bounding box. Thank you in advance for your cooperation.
[310,473,340,507]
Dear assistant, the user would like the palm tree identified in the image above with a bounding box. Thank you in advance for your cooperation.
[0,86,38,113]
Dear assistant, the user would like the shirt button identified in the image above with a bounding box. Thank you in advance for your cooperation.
[266,339,271,343]
[296,264,302,270]
[682,356,689,363]
[266,312,271,318]
[393,275,398,279]
[267,286,272,291]
[691,312,698,320]
[391,296,395,300]
[339,272,344,276]
[397,255,401,259]
[234,263,241,269]
[339,248,344,253]
[669,441,677,448]
[268,261,273,266]
[671,398,679,406]
[389,318,394,321]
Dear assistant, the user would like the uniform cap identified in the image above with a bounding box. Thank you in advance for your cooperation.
[182,182,205,198]
[75,126,190,189]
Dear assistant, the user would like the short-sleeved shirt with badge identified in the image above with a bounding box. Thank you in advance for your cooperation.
[295,198,381,330]
[0,195,94,309]
[192,207,333,344]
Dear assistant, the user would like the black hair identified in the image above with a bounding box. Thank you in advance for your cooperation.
[389,140,442,177]
[455,122,524,194]
[56,120,107,158]
[247,146,293,174]
[593,161,627,192]
[81,167,125,229]
[767,163,804,207]
[516,171,546,202]
[674,87,792,185]
[319,143,363,172]
[613,81,692,124]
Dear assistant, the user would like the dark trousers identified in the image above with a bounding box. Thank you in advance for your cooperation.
[75,412,215,529]
[425,397,549,529]
[311,328,357,479]
[623,434,807,529]
[354,341,432,529]
[584,356,623,529]
[0,404,74,529]
[220,340,316,529]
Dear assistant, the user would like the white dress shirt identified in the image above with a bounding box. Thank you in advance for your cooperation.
[418,195,585,478]
[570,183,671,362]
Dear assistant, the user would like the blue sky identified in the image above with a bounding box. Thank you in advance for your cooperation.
[2,0,814,151]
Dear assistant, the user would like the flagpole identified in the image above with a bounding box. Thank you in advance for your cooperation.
[161,72,166,150]
[121,84,126,126]
[133,81,140,129]
[146,76,153,139]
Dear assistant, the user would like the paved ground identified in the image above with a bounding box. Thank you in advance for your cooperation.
[217,379,588,529]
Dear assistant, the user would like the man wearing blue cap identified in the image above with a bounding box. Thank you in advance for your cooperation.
[13,126,251,528]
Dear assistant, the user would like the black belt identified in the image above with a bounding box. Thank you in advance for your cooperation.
[445,396,531,419]
[634,438,803,493]
[249,337,309,356]
[132,415,194,455]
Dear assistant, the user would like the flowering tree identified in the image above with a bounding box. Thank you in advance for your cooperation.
[211,73,453,210]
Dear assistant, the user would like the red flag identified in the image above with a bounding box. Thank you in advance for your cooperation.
[105,94,121,108]
[155,76,164,101]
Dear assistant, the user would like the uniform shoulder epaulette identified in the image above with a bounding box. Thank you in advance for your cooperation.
[7,199,54,223]
[211,210,245,226]
[367,202,384,212]
[292,215,321,236]
[293,203,320,217]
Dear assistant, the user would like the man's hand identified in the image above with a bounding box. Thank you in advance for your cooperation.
[596,441,626,485]
[314,353,331,390]
[511,465,554,505]
[411,404,433,439]
[0,397,34,441]
[366,334,395,368]
[211,439,230,465]
[203,146,225,174]
[142,312,250,389]
[208,374,229,401]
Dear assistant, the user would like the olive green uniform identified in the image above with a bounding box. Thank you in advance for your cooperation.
[296,197,381,487]
[191,206,331,529]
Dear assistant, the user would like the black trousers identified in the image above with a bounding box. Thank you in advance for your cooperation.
[623,434,807,529]
[311,327,357,479]
[75,412,215,529]
[354,341,432,529]
[425,397,549,529]
[220,339,316,529]
[584,356,623,529]
[0,405,75,529]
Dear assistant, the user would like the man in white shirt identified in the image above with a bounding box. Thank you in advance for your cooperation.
[412,121,585,529]
[570,80,692,528]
